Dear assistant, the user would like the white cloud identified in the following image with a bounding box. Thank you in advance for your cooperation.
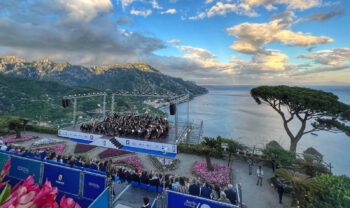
[152,0,162,9]
[242,0,322,11]
[205,0,215,4]
[0,0,165,66]
[298,48,350,65]
[161,9,176,14]
[189,12,206,20]
[119,0,136,8]
[130,9,152,17]
[226,16,333,54]
[167,39,181,44]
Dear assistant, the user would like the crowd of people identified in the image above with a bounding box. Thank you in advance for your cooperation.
[114,167,237,205]
[0,142,237,206]
[80,113,169,140]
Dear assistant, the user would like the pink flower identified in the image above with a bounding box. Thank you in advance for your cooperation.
[113,156,144,172]
[60,195,81,208]
[32,144,66,155]
[192,162,231,186]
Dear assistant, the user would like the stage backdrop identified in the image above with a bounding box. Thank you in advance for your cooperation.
[167,191,236,208]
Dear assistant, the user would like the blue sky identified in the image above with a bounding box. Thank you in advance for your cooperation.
[0,0,349,85]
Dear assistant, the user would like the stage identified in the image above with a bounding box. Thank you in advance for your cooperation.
[58,122,191,157]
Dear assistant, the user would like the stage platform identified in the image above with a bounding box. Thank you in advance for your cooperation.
[58,122,191,157]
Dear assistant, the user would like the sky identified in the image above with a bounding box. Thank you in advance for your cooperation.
[0,0,349,85]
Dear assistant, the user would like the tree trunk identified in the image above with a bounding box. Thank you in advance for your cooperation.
[15,128,21,138]
[228,152,232,167]
[205,155,214,171]
[289,139,298,152]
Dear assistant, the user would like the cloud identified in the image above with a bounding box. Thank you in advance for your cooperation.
[298,48,350,65]
[241,0,322,11]
[167,39,181,45]
[130,9,152,17]
[189,2,258,20]
[189,12,206,20]
[119,0,136,8]
[152,0,162,9]
[293,48,350,75]
[295,9,345,23]
[0,0,165,66]
[161,9,177,14]
[205,0,215,4]
[116,15,134,26]
[226,15,333,54]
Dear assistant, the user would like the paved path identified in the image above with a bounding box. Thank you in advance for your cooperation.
[231,159,292,208]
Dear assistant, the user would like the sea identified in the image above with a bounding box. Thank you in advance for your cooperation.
[174,85,350,176]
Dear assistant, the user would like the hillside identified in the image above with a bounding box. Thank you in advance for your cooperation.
[0,74,164,126]
[0,56,208,96]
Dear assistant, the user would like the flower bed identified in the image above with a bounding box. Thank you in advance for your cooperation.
[114,156,144,172]
[74,143,97,154]
[32,143,66,155]
[32,138,62,146]
[2,134,38,143]
[192,161,231,186]
[98,148,130,159]
[148,155,180,171]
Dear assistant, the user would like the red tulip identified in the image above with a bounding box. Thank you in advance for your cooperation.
[0,158,11,181]
[60,196,81,208]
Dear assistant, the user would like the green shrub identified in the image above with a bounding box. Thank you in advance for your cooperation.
[307,174,350,208]
[262,147,296,168]
[26,125,58,135]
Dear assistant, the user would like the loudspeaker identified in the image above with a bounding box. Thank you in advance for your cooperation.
[62,99,66,108]
[169,103,176,115]
[62,99,70,108]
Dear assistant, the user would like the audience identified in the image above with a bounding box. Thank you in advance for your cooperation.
[188,179,200,196]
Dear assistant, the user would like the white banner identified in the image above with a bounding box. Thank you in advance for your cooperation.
[58,130,103,142]
[116,138,177,153]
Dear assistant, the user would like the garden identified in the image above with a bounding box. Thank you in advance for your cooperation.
[113,156,144,172]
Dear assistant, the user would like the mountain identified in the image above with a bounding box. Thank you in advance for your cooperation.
[0,56,208,96]
[0,73,163,126]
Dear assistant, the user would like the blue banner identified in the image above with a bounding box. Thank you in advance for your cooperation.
[83,173,106,200]
[9,157,41,183]
[167,191,235,208]
[88,188,109,208]
[43,164,80,195]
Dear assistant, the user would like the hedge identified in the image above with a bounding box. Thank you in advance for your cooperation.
[26,125,58,135]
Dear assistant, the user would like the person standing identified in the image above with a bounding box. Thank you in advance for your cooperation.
[248,159,253,175]
[256,166,264,186]
[141,197,150,208]
[277,183,285,204]
[271,159,276,173]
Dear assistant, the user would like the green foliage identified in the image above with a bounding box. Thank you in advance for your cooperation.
[262,147,296,168]
[276,168,321,207]
[251,86,350,152]
[307,174,350,208]
[0,73,165,126]
[0,184,11,205]
[26,125,58,135]
[221,138,247,153]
